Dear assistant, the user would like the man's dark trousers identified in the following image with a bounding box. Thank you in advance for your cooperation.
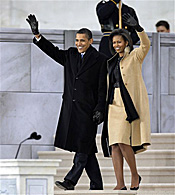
[64,153,103,189]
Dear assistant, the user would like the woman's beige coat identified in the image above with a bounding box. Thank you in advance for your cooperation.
[102,31,151,156]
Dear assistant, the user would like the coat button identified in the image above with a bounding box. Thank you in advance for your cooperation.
[125,83,127,86]
[125,26,128,29]
[116,24,119,27]
[73,99,76,102]
[121,67,124,69]
[75,77,78,80]
[74,88,77,91]
[123,74,125,76]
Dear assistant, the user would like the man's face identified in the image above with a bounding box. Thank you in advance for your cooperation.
[156,26,170,33]
[75,33,93,53]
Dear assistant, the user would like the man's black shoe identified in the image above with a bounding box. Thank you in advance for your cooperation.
[55,180,74,190]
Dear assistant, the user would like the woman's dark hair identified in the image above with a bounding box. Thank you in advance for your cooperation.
[76,28,92,40]
[109,29,133,55]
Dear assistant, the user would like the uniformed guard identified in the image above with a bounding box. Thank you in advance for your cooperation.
[96,0,140,58]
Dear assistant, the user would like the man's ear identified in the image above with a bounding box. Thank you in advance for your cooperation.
[90,38,93,44]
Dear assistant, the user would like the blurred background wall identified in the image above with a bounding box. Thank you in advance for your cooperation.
[0,0,175,32]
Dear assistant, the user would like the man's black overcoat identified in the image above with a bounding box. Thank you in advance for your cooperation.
[34,36,107,154]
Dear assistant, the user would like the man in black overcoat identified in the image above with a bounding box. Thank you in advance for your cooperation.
[96,0,139,58]
[26,14,107,190]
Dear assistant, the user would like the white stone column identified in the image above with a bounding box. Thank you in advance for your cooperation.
[0,159,61,195]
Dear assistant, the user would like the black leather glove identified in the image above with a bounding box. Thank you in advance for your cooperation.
[122,13,144,32]
[26,14,39,35]
[93,111,104,125]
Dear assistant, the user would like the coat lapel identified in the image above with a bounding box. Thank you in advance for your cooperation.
[107,47,130,76]
[108,53,118,76]
[76,46,99,76]
[71,52,81,76]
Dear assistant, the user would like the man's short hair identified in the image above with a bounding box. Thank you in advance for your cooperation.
[155,20,170,30]
[76,28,92,40]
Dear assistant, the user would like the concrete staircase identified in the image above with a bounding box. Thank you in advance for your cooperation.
[38,133,175,195]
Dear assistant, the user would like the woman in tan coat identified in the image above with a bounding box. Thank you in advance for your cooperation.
[101,13,151,191]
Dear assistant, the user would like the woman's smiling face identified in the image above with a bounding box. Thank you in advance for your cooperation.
[112,35,128,57]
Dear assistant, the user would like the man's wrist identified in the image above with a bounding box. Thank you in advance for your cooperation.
[136,25,144,32]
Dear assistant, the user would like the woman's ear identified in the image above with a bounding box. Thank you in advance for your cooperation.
[126,41,129,47]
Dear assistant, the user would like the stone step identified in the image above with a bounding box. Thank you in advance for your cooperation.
[54,167,175,184]
[48,134,175,194]
[54,190,136,195]
[54,183,175,193]
[38,149,175,167]
[137,191,175,195]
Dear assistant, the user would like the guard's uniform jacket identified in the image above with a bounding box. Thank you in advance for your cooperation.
[33,36,107,155]
[96,0,139,57]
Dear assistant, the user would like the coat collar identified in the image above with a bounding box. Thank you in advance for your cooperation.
[76,45,99,76]
[107,47,130,75]
[107,53,118,75]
